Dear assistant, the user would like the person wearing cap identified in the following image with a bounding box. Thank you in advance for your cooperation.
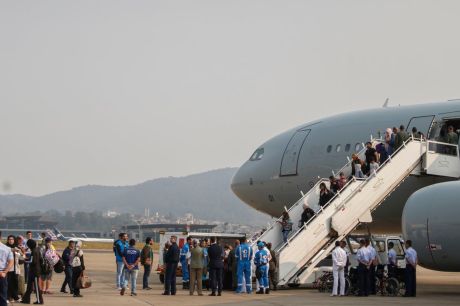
[254,242,269,294]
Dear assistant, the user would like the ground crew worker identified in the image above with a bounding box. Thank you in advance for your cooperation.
[235,237,253,294]
[357,239,370,296]
[387,242,397,276]
[266,242,277,291]
[180,237,192,289]
[404,240,417,297]
[366,238,378,295]
[254,242,269,294]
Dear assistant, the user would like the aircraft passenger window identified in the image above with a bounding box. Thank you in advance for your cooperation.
[249,148,264,161]
[355,143,361,152]
[345,144,351,152]
[336,144,341,152]
[327,145,332,153]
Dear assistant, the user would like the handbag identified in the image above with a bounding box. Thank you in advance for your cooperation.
[77,272,92,289]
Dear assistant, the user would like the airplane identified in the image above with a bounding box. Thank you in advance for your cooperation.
[231,99,460,271]
[52,227,114,243]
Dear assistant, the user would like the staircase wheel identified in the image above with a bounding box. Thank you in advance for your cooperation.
[386,277,399,296]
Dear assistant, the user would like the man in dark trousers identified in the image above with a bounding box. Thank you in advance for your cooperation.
[404,240,418,297]
[163,235,180,296]
[207,237,224,296]
[21,239,43,305]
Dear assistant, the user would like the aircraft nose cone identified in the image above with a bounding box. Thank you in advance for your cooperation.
[231,166,252,204]
[231,168,244,199]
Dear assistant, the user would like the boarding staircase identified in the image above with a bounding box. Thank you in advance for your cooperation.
[253,137,460,287]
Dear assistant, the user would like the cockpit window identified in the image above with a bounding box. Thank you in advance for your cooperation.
[249,148,264,161]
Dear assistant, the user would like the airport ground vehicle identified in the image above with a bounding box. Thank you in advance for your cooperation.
[156,231,246,283]
[315,235,406,295]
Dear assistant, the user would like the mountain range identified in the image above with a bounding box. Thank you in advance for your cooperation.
[0,168,271,225]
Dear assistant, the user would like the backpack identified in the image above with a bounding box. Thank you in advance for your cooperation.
[44,248,60,267]
[40,251,52,274]
[53,257,64,273]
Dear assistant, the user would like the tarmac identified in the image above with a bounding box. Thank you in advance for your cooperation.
[24,250,460,306]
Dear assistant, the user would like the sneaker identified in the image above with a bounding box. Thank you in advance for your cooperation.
[117,287,122,291]
[73,294,83,298]
[131,293,137,296]
[120,288,126,296]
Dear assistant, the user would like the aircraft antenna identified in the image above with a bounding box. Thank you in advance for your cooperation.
[382,98,389,108]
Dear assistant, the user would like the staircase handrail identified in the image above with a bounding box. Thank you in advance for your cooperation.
[276,135,418,253]
[252,177,328,246]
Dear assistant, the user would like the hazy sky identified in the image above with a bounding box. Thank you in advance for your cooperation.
[1,0,459,195]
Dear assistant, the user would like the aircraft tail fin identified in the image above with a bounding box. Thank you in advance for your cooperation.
[52,226,67,241]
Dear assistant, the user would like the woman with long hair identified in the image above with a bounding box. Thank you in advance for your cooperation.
[6,235,20,302]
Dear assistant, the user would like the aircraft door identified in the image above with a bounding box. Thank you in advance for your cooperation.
[280,129,310,176]
[407,115,435,137]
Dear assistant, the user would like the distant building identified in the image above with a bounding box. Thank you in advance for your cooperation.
[123,223,217,242]
[0,215,58,230]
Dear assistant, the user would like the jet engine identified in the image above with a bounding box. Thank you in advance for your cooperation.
[402,181,460,271]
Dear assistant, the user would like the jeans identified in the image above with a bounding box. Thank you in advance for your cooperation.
[61,265,73,292]
[124,269,139,294]
[116,261,125,288]
[0,277,7,306]
[164,262,178,294]
[282,230,290,243]
[143,265,151,289]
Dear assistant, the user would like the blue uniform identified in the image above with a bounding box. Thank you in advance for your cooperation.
[254,249,269,290]
[235,243,253,293]
[180,243,190,282]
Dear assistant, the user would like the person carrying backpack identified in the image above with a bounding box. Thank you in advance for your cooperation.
[71,241,85,298]
[140,237,154,290]
[39,238,55,294]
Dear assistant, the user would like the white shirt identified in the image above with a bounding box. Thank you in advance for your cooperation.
[367,245,378,264]
[332,246,347,268]
[405,247,417,267]
[0,242,13,271]
[263,247,271,264]
[388,249,397,265]
[357,246,370,264]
